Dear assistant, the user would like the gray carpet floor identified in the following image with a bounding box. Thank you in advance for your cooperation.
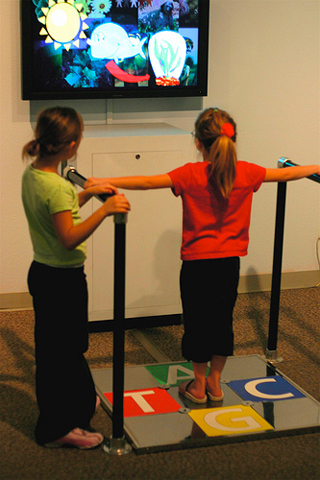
[1,287,319,480]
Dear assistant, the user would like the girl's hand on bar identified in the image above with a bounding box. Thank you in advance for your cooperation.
[87,183,119,196]
[84,177,109,188]
[102,194,131,217]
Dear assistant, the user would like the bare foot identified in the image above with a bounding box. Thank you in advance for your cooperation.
[206,378,223,398]
[44,428,104,449]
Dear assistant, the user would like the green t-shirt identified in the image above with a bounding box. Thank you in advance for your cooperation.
[22,164,86,266]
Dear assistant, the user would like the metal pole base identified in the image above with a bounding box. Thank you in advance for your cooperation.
[103,436,132,456]
[264,349,283,364]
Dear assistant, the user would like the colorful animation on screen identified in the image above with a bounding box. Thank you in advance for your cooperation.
[31,0,200,91]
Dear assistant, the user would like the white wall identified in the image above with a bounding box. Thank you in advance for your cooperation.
[0,0,319,297]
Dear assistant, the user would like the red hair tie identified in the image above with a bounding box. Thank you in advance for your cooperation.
[220,123,235,138]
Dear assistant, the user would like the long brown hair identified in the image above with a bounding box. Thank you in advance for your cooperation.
[22,107,83,161]
[194,108,237,199]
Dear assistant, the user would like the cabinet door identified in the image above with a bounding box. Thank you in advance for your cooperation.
[90,150,184,321]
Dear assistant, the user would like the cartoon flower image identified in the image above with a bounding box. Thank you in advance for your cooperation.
[90,0,112,18]
[75,0,91,15]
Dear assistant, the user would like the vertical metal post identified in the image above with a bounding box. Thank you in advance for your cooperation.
[62,166,132,454]
[104,213,132,455]
[112,217,126,437]
[265,182,287,363]
[264,157,319,363]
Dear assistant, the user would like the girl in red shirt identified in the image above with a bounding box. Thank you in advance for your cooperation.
[87,107,319,404]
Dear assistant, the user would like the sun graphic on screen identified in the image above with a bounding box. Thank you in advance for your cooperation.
[38,0,89,51]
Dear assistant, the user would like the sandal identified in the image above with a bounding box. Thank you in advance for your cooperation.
[207,390,224,402]
[179,380,207,404]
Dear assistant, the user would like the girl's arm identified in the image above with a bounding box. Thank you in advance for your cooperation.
[85,174,173,190]
[264,165,320,182]
[78,184,119,207]
[51,194,131,250]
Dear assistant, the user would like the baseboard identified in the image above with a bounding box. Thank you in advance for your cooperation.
[0,292,33,310]
[1,270,319,311]
[88,314,182,333]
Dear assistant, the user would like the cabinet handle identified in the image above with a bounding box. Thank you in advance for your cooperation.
[135,154,141,160]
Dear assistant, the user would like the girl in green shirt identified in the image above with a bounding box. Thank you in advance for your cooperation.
[22,107,130,449]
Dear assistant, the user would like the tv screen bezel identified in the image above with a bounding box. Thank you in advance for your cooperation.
[20,0,210,101]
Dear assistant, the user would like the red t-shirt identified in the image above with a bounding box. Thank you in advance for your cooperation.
[168,161,266,260]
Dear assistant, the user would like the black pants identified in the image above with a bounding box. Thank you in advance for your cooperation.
[180,257,240,363]
[28,261,96,445]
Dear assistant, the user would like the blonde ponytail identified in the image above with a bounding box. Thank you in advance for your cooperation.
[194,108,237,199]
[208,135,237,199]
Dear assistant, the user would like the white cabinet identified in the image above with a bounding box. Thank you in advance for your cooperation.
[76,123,194,322]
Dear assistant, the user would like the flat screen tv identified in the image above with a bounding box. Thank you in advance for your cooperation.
[21,0,210,100]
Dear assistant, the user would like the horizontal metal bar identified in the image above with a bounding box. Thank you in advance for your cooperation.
[63,165,113,202]
[278,157,320,183]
